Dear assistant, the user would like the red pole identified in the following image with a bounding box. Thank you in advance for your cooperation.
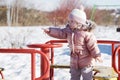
[31,53,36,80]
[112,44,114,67]
[118,50,120,80]
[41,48,50,80]
[50,48,54,80]
[0,71,4,80]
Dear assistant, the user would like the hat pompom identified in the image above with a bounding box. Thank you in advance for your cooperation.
[77,5,84,11]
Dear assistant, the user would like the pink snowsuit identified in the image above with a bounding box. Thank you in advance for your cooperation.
[47,26,101,69]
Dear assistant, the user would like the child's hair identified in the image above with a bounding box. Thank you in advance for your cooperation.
[86,20,97,32]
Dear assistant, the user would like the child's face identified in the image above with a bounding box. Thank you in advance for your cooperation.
[68,19,78,30]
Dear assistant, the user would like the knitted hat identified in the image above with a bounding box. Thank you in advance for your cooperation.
[68,8,87,25]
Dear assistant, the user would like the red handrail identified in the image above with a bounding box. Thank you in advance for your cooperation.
[1,39,120,80]
[0,48,50,80]
[113,46,120,74]
[0,68,4,80]
[27,43,63,80]
[45,39,120,80]
[46,39,120,44]
[27,43,62,48]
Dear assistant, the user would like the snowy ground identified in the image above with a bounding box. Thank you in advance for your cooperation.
[0,26,120,80]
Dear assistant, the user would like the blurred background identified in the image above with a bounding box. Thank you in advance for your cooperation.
[0,0,120,26]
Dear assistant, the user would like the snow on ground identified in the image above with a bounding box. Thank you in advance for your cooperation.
[0,26,120,80]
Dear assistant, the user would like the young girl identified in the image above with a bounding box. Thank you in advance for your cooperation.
[44,7,102,80]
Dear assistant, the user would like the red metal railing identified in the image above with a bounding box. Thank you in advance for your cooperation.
[0,48,50,80]
[0,39,120,80]
[113,46,120,80]
[0,68,4,80]
[27,43,63,80]
[45,39,120,80]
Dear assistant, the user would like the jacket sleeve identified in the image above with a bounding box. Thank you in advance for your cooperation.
[47,27,67,39]
[85,33,101,58]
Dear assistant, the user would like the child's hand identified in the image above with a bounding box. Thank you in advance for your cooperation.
[95,57,103,63]
[42,28,50,34]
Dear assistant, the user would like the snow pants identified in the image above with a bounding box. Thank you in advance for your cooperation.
[70,66,93,80]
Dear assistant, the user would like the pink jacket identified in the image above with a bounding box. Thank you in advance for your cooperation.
[47,26,101,69]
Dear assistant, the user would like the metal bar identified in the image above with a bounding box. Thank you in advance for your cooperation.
[95,5,120,7]
[0,48,37,53]
[112,44,115,67]
[0,48,50,80]
[118,50,120,80]
[90,5,97,21]
[50,48,54,80]
[31,53,36,80]
[41,48,50,80]
[0,71,4,79]
[51,65,70,69]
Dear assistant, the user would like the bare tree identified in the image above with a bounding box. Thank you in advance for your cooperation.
[10,0,23,26]
[47,0,82,26]
[4,0,24,26]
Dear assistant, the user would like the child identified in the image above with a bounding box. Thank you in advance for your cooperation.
[44,7,102,80]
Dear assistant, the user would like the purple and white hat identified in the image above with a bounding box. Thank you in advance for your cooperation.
[68,6,87,25]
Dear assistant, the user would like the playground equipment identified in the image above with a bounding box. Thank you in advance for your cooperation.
[27,43,63,80]
[0,48,50,80]
[0,67,4,80]
[113,45,120,74]
[0,39,120,80]
[27,39,120,80]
